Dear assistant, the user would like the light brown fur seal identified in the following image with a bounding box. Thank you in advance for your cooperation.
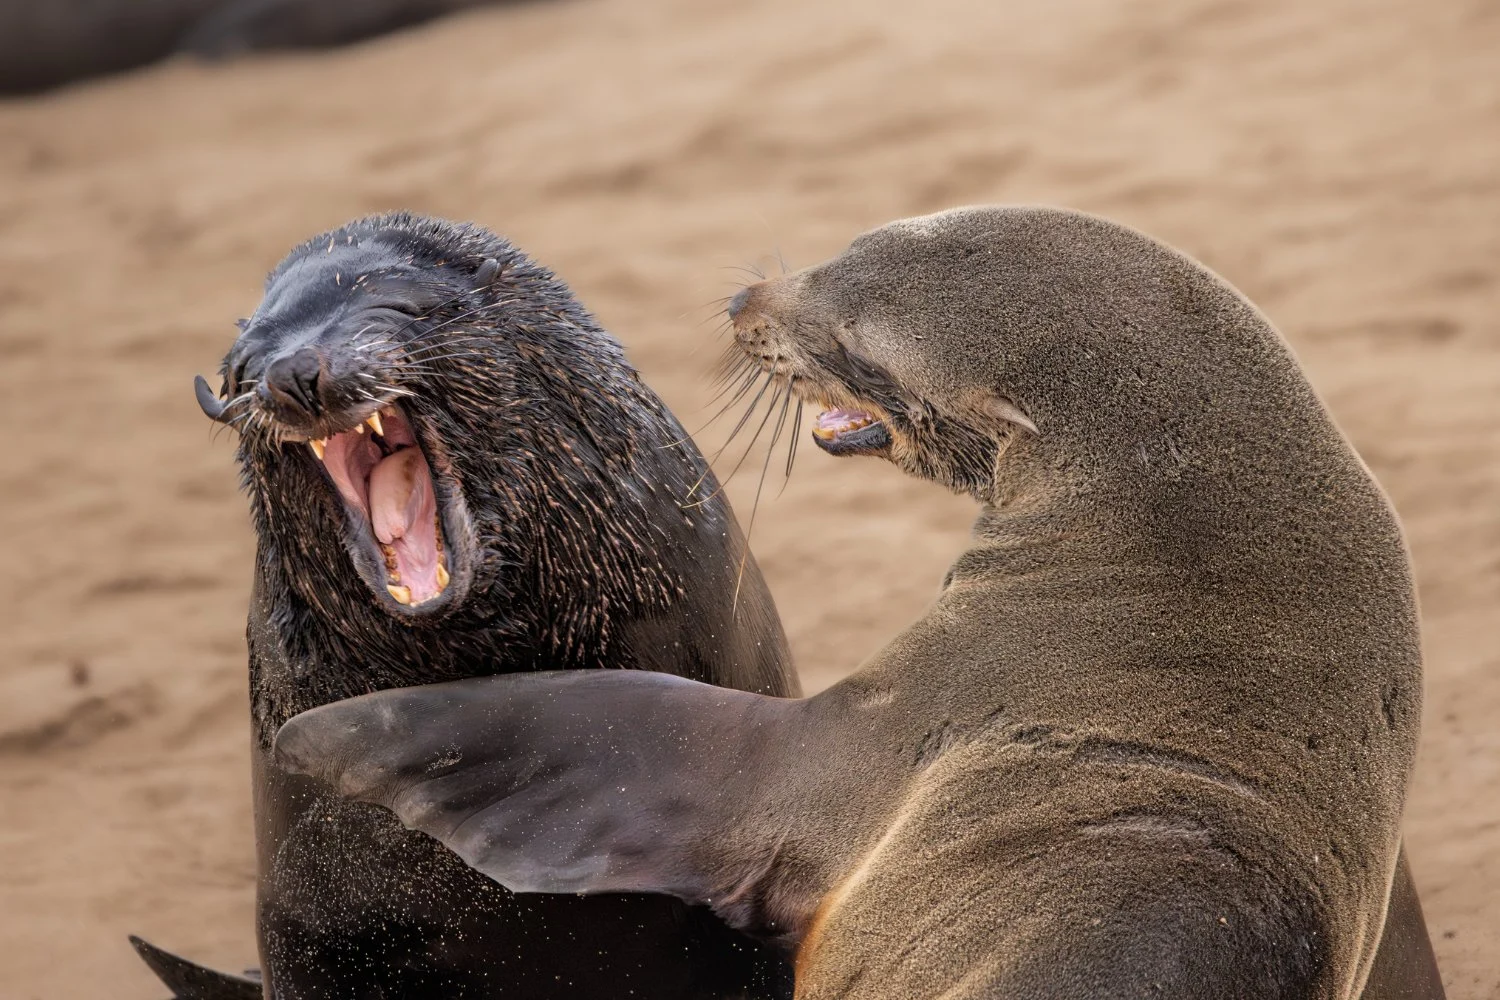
[275,206,1444,999]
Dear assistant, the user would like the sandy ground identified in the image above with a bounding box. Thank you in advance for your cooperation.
[0,0,1495,995]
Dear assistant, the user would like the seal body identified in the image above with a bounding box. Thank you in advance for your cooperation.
[147,214,797,999]
[276,208,1442,999]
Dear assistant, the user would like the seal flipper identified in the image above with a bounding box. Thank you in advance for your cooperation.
[128,936,261,1000]
[273,671,811,937]
[1358,849,1447,999]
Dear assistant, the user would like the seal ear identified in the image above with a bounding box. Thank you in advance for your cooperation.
[273,671,792,916]
[980,394,1038,435]
[474,258,501,286]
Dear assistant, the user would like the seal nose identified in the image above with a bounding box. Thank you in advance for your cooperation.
[264,347,326,418]
[727,286,754,321]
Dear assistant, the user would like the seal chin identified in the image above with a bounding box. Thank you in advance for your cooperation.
[303,403,467,616]
[811,408,892,456]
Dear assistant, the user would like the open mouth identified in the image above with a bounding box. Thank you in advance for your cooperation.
[307,406,452,609]
[811,407,892,456]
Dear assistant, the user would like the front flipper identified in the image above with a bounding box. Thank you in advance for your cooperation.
[272,671,825,942]
[128,936,261,1000]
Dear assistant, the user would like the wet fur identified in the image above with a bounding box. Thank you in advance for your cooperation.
[276,208,1443,999]
[237,215,792,739]
[143,213,798,999]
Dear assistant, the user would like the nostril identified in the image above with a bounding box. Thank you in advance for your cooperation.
[266,347,325,418]
[727,287,753,321]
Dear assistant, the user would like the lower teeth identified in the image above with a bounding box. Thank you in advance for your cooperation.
[377,522,448,599]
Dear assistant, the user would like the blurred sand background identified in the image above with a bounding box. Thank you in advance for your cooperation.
[0,0,1495,995]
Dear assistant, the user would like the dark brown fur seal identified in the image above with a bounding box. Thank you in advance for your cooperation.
[276,207,1444,999]
[0,0,517,94]
[135,212,798,999]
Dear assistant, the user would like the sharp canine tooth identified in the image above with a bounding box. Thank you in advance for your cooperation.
[309,439,326,460]
[367,412,384,436]
[436,564,450,588]
[387,584,412,605]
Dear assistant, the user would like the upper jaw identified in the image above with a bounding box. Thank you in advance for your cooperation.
[302,407,390,455]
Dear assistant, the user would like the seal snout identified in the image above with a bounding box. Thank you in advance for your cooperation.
[726,285,754,321]
[210,258,473,616]
[726,282,775,358]
[237,335,379,439]
[264,346,328,420]
[727,278,896,460]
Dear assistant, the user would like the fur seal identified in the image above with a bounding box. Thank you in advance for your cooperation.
[275,207,1444,998]
[0,0,517,94]
[135,212,798,999]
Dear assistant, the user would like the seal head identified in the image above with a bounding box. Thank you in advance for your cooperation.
[207,238,486,615]
[202,214,800,733]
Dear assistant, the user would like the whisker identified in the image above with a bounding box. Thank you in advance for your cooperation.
[386,286,499,341]
[779,395,803,496]
[708,354,755,392]
[658,365,763,451]
[387,300,513,359]
[692,377,788,508]
[402,330,493,351]
[719,264,767,282]
[683,370,774,498]
[706,356,759,400]
[682,296,734,326]
[733,379,793,607]
[399,334,495,354]
[711,371,777,461]
[706,372,762,419]
[397,349,493,365]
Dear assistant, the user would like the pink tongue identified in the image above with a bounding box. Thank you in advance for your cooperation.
[369,448,442,604]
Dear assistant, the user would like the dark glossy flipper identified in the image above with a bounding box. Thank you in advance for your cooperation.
[128,936,261,1000]
[273,671,826,941]
[1359,849,1447,999]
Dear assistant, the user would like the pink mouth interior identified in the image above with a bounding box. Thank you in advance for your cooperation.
[813,407,879,440]
[319,408,446,606]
